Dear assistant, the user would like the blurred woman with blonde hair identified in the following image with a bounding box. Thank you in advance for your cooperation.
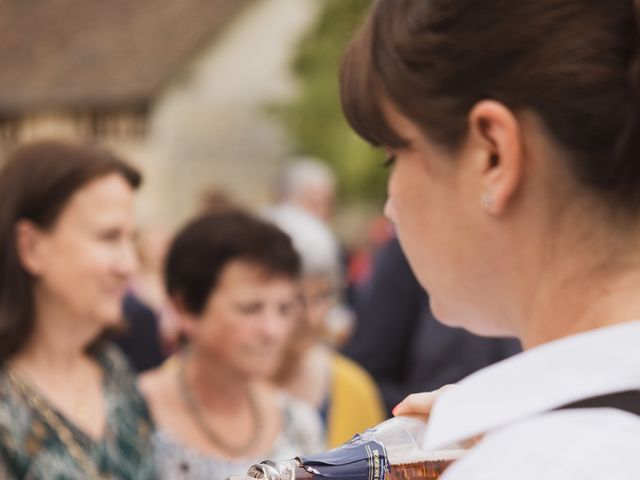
[267,205,385,448]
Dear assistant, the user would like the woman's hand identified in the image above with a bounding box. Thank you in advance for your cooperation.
[392,385,456,418]
[394,385,483,448]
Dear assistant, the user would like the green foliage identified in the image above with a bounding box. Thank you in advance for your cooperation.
[280,0,386,202]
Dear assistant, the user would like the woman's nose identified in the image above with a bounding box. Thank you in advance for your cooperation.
[384,197,398,223]
[259,311,287,341]
[116,240,139,277]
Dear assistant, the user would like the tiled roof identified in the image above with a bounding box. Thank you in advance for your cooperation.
[0,0,255,113]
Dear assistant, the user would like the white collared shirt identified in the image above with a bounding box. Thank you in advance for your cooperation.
[422,321,640,479]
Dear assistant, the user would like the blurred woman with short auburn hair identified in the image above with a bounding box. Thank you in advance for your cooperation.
[140,210,324,480]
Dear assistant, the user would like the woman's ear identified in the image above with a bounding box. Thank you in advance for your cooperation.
[467,100,524,215]
[15,220,47,276]
[170,293,197,340]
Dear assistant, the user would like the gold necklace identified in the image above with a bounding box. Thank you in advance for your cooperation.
[6,366,110,480]
[76,399,92,423]
[176,357,263,457]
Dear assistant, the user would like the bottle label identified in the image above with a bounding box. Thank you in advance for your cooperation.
[298,436,389,480]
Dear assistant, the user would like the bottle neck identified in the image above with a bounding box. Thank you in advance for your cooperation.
[293,461,314,480]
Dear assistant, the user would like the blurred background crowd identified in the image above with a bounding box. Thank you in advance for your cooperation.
[0,1,519,479]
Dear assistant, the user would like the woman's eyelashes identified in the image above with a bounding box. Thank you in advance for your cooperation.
[98,228,122,242]
[235,302,262,314]
[383,154,397,169]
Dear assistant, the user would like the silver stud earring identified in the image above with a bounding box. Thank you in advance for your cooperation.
[483,192,493,209]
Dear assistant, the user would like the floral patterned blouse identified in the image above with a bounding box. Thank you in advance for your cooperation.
[0,343,156,479]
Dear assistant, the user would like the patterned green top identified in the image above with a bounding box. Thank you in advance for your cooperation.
[0,343,156,479]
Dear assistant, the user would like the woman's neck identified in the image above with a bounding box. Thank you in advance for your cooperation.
[518,224,640,349]
[16,290,103,369]
[183,348,254,411]
[281,344,331,408]
[17,334,85,371]
[521,267,640,349]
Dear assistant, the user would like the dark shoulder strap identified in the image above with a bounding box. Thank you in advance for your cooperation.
[557,390,640,416]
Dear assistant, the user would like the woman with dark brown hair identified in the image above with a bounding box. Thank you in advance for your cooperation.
[140,210,323,480]
[341,0,640,478]
[0,140,156,479]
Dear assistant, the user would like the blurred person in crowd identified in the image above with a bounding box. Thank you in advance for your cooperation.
[341,0,640,477]
[274,158,356,308]
[344,236,520,416]
[264,204,354,347]
[130,187,248,367]
[197,186,242,216]
[114,292,166,372]
[345,215,393,291]
[276,157,337,223]
[130,224,172,313]
[0,140,155,479]
[139,210,324,480]
[113,224,171,372]
[267,205,385,448]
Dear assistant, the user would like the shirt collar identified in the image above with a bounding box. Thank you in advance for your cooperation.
[422,320,640,450]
